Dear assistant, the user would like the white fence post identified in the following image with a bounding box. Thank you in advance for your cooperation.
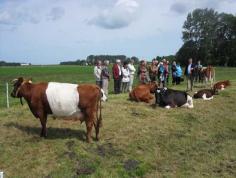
[6,82,9,108]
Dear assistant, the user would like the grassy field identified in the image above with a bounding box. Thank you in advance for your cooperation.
[0,66,236,178]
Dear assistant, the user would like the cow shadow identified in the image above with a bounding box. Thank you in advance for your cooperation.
[4,122,87,141]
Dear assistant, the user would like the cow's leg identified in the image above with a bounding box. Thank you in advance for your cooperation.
[93,121,100,141]
[85,120,93,143]
[85,108,96,143]
[39,113,47,137]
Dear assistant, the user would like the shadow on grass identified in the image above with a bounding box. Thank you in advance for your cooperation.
[4,122,86,141]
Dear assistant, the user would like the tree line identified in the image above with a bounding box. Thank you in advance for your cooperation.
[60,55,177,66]
[60,55,140,65]
[0,61,21,66]
[176,8,236,66]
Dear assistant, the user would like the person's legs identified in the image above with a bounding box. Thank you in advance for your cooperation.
[114,79,118,94]
[177,77,181,85]
[118,76,122,93]
[190,75,194,91]
[124,82,129,92]
[129,75,134,92]
[102,79,108,96]
[187,76,190,91]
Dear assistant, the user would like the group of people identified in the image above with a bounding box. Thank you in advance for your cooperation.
[93,59,136,97]
[137,58,183,87]
[184,58,204,91]
[94,58,184,98]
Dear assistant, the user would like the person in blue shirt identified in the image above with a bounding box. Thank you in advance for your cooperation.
[184,58,195,91]
[158,62,166,87]
[175,62,182,85]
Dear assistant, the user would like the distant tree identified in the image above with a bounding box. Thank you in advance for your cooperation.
[177,8,236,66]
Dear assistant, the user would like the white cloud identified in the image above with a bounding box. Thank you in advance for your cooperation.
[0,8,40,26]
[88,0,139,29]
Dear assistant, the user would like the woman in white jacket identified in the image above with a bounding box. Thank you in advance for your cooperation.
[128,59,136,92]
[121,61,130,93]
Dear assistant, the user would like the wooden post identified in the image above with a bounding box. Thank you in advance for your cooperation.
[6,82,9,108]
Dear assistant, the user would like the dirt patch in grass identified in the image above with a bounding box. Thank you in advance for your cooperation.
[96,142,122,157]
[124,159,139,171]
[75,159,96,176]
[131,108,147,117]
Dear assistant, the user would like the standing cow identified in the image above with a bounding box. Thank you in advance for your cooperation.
[11,77,106,143]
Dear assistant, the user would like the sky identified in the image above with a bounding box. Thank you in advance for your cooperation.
[0,0,236,64]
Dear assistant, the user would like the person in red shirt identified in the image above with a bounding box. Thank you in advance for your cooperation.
[112,59,122,94]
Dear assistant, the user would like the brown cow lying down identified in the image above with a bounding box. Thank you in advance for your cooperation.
[129,82,158,103]
[213,80,230,90]
[193,88,218,100]
[11,77,106,143]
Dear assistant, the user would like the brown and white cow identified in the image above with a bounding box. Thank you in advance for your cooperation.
[213,80,230,90]
[11,77,106,143]
[129,82,158,103]
[201,66,215,87]
[193,88,218,100]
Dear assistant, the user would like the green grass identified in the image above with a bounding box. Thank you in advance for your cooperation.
[0,66,236,178]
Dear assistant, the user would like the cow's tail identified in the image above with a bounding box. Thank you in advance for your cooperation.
[97,89,103,128]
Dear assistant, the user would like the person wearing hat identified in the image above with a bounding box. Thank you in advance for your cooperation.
[112,59,122,94]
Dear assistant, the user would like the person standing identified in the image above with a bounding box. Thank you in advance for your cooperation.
[128,59,136,92]
[121,61,130,93]
[94,60,102,88]
[175,62,182,85]
[101,60,110,98]
[184,58,195,91]
[165,60,170,85]
[158,61,165,87]
[148,59,158,82]
[137,60,150,84]
[112,59,122,94]
[196,60,203,82]
[163,59,169,86]
[171,61,177,85]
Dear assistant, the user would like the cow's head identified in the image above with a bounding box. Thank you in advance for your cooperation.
[149,81,158,93]
[11,77,32,98]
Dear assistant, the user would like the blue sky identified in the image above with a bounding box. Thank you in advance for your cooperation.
[0,0,236,64]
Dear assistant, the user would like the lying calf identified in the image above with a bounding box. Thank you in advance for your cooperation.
[193,88,218,100]
[213,80,230,90]
[155,88,193,109]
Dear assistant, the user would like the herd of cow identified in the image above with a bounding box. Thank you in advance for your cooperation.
[10,77,230,143]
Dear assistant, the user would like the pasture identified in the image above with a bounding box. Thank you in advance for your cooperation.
[0,66,236,178]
